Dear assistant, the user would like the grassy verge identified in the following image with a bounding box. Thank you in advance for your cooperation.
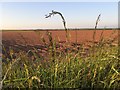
[2,33,120,88]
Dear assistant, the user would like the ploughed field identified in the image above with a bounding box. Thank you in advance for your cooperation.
[2,29,118,60]
[2,30,118,45]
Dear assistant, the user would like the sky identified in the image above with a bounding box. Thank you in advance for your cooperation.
[1,2,118,29]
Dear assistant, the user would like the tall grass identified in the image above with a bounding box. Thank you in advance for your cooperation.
[92,14,101,57]
[1,11,120,89]
[2,40,119,88]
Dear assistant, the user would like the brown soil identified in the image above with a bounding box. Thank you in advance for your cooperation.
[2,29,118,59]
[2,30,118,45]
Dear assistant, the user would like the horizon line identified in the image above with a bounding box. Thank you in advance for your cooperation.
[1,27,119,31]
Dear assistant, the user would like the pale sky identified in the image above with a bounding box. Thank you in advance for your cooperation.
[1,2,118,29]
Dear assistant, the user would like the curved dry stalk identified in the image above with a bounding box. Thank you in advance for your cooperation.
[45,10,69,42]
[45,10,67,30]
